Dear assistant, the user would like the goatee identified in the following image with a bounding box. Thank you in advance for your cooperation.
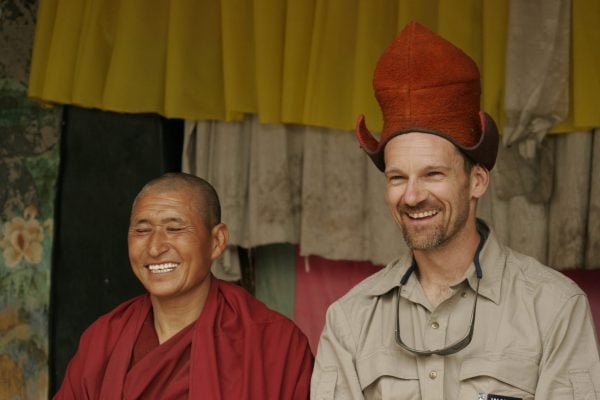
[400,223,446,250]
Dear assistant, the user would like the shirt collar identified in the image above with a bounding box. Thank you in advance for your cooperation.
[366,253,413,297]
[463,219,505,304]
[365,219,507,305]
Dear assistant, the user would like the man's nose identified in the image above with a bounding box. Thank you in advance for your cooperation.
[148,230,169,257]
[403,179,427,206]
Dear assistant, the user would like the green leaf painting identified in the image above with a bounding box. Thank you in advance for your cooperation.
[1,0,61,398]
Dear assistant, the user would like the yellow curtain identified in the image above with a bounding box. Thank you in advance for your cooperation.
[552,0,600,132]
[28,0,598,133]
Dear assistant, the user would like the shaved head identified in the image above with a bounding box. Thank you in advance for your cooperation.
[133,173,221,228]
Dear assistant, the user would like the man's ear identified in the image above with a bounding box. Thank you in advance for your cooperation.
[470,164,490,200]
[210,223,229,260]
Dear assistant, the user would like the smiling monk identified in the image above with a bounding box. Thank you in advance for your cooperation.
[54,173,313,399]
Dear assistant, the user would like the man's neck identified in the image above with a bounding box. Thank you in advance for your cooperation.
[412,223,481,307]
[150,278,212,344]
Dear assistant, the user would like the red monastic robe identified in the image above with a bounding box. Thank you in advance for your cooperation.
[54,278,313,399]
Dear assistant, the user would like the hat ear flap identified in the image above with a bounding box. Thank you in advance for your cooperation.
[479,112,499,170]
[463,112,499,171]
[356,115,385,171]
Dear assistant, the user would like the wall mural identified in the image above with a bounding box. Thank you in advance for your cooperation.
[0,0,61,398]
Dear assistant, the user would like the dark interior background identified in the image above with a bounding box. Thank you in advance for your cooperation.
[50,106,184,393]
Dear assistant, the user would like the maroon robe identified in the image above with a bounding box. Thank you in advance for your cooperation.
[54,278,313,399]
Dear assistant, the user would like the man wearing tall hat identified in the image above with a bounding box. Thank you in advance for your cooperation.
[311,22,599,399]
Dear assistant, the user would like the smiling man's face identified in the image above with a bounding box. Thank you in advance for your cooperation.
[127,188,222,302]
[383,133,477,251]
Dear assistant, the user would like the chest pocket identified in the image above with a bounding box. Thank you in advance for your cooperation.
[356,350,420,399]
[458,355,538,400]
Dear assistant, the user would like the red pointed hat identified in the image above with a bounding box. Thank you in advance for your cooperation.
[356,21,499,171]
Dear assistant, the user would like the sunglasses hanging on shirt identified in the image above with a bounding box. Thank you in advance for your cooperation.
[394,233,485,356]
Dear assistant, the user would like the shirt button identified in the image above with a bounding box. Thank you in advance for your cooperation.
[429,370,438,379]
[431,322,439,329]
[461,291,468,298]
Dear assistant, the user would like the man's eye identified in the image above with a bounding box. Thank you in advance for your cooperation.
[388,175,406,183]
[135,228,151,234]
[166,227,183,232]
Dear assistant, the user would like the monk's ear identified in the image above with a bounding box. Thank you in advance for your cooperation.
[210,223,229,260]
[470,164,489,200]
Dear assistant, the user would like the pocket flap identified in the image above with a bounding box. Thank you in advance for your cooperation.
[356,350,418,389]
[460,354,538,394]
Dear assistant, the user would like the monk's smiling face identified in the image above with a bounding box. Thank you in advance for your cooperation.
[127,187,227,302]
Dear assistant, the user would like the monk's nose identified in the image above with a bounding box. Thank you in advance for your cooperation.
[148,230,169,257]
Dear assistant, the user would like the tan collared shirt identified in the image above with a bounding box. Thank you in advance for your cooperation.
[311,224,600,399]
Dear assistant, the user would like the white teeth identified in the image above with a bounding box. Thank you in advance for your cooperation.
[408,210,438,219]
[148,263,179,273]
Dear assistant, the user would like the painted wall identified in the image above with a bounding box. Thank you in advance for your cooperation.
[0,0,61,398]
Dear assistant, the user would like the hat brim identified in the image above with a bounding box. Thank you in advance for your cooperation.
[355,111,499,171]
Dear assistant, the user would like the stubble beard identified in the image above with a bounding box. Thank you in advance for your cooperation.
[399,195,471,251]
[400,222,446,250]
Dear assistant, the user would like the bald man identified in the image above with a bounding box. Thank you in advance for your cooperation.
[54,173,313,399]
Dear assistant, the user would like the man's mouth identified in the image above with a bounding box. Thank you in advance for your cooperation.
[147,262,179,274]
[406,209,439,219]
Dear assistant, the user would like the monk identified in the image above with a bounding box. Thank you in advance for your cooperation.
[54,172,313,399]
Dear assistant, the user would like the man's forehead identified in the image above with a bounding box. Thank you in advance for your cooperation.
[131,191,196,218]
[135,186,195,204]
[130,206,188,222]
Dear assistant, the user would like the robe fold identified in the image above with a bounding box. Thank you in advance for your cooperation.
[54,278,313,399]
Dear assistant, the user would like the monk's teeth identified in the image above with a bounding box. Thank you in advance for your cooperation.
[148,263,179,273]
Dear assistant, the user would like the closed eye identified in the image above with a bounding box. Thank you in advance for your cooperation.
[426,171,445,178]
[387,174,406,183]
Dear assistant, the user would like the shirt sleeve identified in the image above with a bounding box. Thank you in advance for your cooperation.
[536,293,600,399]
[311,301,365,400]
